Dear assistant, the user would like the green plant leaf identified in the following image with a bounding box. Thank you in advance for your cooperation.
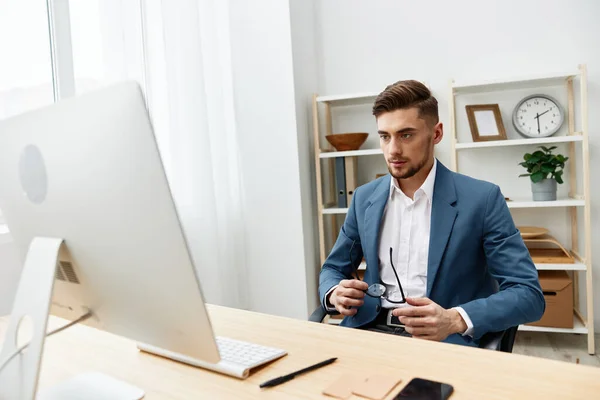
[531,171,545,183]
[554,170,564,184]
[523,153,532,161]
[541,164,554,173]
[519,173,531,177]
[528,156,541,164]
[532,164,541,174]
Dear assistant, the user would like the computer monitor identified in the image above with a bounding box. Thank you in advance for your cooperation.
[0,82,221,398]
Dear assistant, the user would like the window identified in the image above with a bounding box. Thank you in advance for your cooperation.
[0,0,55,229]
[0,0,54,120]
[0,0,144,231]
[69,0,145,94]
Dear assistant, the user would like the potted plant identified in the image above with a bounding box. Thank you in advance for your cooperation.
[518,146,568,201]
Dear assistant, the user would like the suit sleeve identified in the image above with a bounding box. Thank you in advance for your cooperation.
[460,185,546,339]
[318,187,364,311]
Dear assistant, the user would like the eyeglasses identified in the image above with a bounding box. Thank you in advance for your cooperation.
[351,244,406,304]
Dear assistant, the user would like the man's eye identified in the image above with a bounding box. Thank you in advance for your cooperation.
[401,134,412,139]
[379,135,390,140]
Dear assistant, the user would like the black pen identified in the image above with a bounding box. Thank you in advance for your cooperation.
[259,357,337,388]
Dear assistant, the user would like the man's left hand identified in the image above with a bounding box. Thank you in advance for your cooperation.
[392,297,467,341]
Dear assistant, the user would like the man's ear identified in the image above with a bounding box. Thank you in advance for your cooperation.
[433,122,444,144]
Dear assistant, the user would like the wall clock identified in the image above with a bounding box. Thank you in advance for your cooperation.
[512,94,564,138]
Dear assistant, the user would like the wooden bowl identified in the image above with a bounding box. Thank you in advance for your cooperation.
[518,226,549,238]
[325,133,368,151]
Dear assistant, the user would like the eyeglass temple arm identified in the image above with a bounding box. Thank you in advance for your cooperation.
[389,247,406,300]
[349,240,362,281]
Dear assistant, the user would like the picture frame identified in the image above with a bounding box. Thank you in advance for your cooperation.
[465,104,507,142]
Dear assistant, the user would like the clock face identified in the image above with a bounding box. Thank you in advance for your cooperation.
[512,95,564,138]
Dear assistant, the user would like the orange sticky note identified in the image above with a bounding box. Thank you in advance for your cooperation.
[352,374,402,400]
[323,374,362,399]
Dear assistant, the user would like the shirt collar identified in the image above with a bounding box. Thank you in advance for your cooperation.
[389,158,437,202]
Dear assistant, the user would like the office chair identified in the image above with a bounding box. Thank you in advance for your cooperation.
[309,306,518,353]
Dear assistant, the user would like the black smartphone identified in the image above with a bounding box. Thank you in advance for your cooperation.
[393,377,454,400]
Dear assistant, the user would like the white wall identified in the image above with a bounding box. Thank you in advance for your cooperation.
[313,0,600,329]
[0,232,20,316]
[227,0,315,319]
[289,0,320,314]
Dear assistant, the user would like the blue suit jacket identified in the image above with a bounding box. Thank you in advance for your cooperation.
[319,161,545,347]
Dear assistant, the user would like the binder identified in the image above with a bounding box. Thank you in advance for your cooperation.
[344,157,358,206]
[334,157,347,208]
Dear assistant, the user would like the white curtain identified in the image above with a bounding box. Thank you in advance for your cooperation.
[141,0,249,309]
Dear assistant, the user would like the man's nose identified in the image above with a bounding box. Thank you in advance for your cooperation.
[389,136,403,155]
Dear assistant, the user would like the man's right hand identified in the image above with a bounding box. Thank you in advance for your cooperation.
[328,279,369,316]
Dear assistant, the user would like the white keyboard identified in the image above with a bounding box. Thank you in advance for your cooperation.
[216,336,287,369]
[137,337,287,379]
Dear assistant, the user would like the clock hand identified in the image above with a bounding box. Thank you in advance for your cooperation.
[535,112,540,134]
[538,109,550,118]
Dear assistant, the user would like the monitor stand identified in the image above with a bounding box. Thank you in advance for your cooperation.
[0,237,145,400]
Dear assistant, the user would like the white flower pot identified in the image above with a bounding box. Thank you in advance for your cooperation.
[531,179,557,201]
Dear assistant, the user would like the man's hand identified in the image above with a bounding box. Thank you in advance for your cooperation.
[392,297,467,341]
[328,280,368,316]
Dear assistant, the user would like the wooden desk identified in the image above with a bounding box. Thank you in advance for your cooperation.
[2,305,600,399]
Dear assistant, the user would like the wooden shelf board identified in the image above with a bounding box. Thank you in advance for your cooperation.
[455,134,583,150]
[453,70,579,93]
[506,198,585,208]
[520,314,587,334]
[316,91,380,105]
[319,148,383,158]
[322,208,349,215]
[535,263,586,271]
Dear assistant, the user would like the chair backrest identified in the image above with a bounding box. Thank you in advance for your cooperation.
[478,326,519,352]
[500,326,518,353]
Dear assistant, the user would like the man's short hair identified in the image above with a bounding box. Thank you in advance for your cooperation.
[372,80,439,126]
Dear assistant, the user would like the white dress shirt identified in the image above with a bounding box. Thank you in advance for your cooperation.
[327,159,474,337]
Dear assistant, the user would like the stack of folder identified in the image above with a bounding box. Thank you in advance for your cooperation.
[334,157,358,208]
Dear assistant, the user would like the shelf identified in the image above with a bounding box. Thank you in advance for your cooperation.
[535,263,586,271]
[453,70,579,94]
[520,315,587,334]
[316,91,380,106]
[506,198,584,208]
[322,208,349,215]
[319,148,383,159]
[455,134,583,150]
[323,198,583,213]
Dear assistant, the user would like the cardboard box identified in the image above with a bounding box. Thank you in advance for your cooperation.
[527,270,573,329]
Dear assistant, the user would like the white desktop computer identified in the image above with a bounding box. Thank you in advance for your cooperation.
[0,82,286,399]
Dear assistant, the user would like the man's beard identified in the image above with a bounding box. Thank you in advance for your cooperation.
[388,154,429,180]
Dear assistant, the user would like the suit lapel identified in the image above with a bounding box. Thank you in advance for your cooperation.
[427,162,458,296]
[364,175,390,285]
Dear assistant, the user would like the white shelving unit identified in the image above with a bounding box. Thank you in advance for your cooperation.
[319,148,383,158]
[455,134,583,150]
[449,64,595,354]
[519,317,588,334]
[312,92,385,265]
[315,91,379,106]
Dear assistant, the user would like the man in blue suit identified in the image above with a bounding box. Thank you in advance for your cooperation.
[319,80,545,347]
